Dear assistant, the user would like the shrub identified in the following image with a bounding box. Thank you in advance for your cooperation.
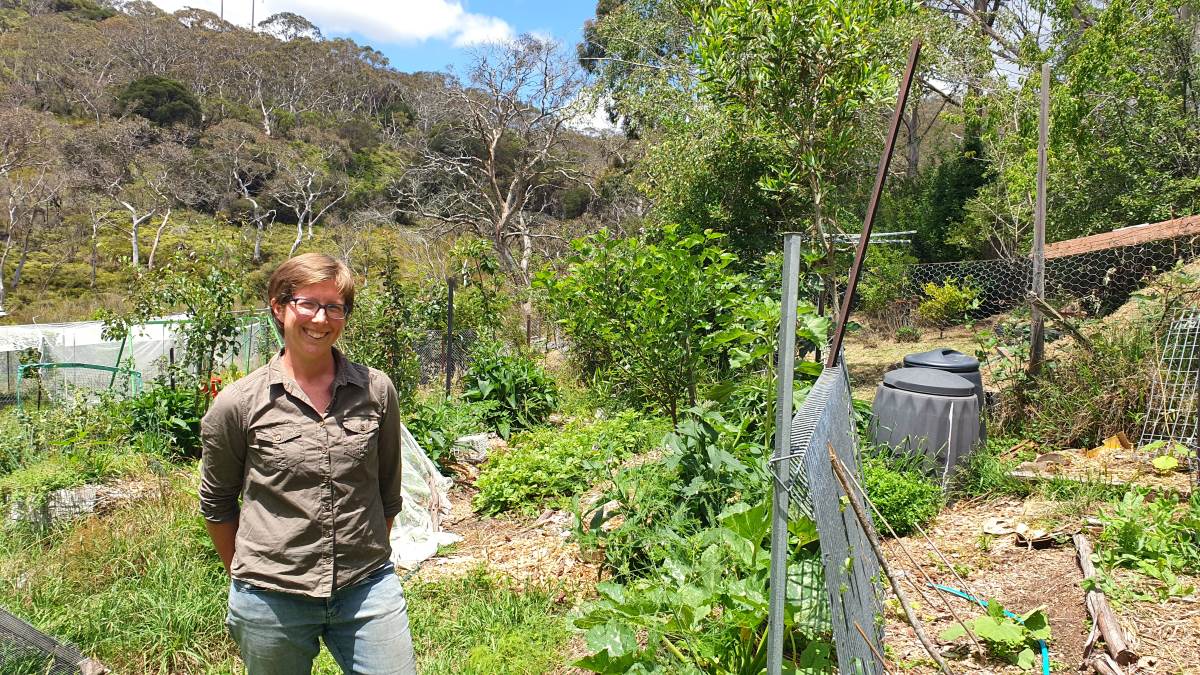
[917,278,980,334]
[861,454,943,537]
[895,325,922,342]
[462,340,558,438]
[339,268,427,410]
[473,412,666,515]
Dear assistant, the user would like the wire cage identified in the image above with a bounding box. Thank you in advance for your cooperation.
[1138,306,1200,476]
[0,605,97,674]
[16,363,142,411]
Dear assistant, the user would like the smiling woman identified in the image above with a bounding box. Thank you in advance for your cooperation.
[199,253,416,675]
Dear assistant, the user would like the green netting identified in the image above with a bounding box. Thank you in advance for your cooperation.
[16,363,143,411]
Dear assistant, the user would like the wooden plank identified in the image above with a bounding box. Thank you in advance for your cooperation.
[1046,214,1200,259]
[1029,63,1049,375]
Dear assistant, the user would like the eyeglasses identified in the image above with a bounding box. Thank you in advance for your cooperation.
[287,297,349,320]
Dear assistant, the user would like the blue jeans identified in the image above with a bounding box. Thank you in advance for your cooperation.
[226,564,417,675]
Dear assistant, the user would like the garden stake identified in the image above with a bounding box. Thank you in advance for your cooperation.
[827,446,955,675]
[854,620,893,673]
[837,456,985,660]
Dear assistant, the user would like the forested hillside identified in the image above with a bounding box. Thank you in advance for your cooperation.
[0,0,619,323]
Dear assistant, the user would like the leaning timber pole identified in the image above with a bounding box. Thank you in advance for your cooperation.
[826,39,922,367]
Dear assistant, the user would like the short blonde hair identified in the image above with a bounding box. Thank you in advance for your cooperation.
[267,253,355,329]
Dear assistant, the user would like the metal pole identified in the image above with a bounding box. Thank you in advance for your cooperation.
[444,277,456,398]
[767,233,803,674]
[169,347,175,390]
[827,39,922,367]
[1029,63,1050,376]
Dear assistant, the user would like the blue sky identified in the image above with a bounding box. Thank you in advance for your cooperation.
[149,1,597,75]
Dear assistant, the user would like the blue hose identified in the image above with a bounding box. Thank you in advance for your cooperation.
[929,583,1051,675]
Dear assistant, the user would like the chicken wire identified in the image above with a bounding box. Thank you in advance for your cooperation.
[895,234,1200,319]
[0,605,93,674]
[770,363,884,675]
[1138,307,1200,475]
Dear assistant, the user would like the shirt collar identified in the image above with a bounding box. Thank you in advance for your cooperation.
[267,348,368,389]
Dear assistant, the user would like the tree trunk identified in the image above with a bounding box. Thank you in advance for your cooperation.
[907,97,921,178]
[90,215,99,288]
[290,220,303,256]
[254,220,265,264]
[147,208,171,270]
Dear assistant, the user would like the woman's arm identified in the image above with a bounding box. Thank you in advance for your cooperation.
[206,517,239,574]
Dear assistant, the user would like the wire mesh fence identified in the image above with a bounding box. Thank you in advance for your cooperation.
[0,605,96,674]
[1138,307,1200,473]
[16,363,142,412]
[897,234,1200,320]
[413,329,475,387]
[770,362,884,674]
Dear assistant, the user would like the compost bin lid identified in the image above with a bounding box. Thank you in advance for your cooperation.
[882,367,975,397]
[903,348,979,373]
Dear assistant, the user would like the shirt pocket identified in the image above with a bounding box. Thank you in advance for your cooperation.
[252,422,304,470]
[341,416,380,459]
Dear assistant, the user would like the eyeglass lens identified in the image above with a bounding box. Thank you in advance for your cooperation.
[293,298,347,319]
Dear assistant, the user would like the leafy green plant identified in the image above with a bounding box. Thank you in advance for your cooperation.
[1095,490,1200,597]
[861,453,944,537]
[473,412,665,515]
[404,396,498,471]
[573,498,831,674]
[950,436,1033,499]
[664,404,767,527]
[917,278,981,335]
[462,339,558,438]
[938,601,1050,669]
[125,386,202,458]
[339,263,427,409]
[894,325,923,343]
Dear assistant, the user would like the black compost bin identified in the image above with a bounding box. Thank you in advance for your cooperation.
[870,367,981,485]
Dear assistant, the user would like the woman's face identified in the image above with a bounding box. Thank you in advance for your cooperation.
[272,279,347,361]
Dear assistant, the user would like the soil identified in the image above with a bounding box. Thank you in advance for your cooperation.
[842,323,987,402]
[880,497,1200,674]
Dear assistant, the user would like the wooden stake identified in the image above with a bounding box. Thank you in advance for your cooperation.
[855,621,894,674]
[1028,62,1050,376]
[828,447,955,675]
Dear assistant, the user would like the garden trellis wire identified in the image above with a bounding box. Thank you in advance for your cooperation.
[1138,306,1200,478]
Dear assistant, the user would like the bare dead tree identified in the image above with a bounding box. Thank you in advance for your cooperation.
[394,34,591,328]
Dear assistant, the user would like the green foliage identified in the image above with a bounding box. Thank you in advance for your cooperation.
[917,278,981,329]
[1095,490,1200,597]
[462,340,558,439]
[117,76,202,128]
[573,497,831,674]
[339,266,426,410]
[859,247,917,316]
[473,412,665,515]
[895,325,923,342]
[125,386,202,458]
[663,404,766,527]
[938,601,1050,669]
[693,0,910,239]
[951,436,1034,499]
[404,395,498,471]
[861,453,944,537]
[101,263,248,412]
[0,474,234,673]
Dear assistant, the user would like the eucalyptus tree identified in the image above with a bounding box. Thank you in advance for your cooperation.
[394,34,591,298]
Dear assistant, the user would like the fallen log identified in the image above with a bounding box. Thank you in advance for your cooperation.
[1087,653,1125,675]
[1074,534,1138,667]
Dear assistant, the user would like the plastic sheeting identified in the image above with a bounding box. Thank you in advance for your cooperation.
[390,424,461,569]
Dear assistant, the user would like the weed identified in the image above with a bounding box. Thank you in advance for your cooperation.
[951,436,1033,499]
[895,325,923,342]
[861,453,943,537]
[406,567,574,674]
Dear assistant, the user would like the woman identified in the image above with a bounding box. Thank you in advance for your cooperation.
[199,253,416,674]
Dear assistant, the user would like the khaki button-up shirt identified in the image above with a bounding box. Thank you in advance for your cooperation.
[199,349,404,597]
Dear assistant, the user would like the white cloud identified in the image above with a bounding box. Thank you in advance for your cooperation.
[147,1,513,46]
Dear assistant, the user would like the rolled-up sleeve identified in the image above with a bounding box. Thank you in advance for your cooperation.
[376,377,404,519]
[199,385,247,522]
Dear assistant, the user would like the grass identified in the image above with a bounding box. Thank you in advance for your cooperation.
[0,467,575,674]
